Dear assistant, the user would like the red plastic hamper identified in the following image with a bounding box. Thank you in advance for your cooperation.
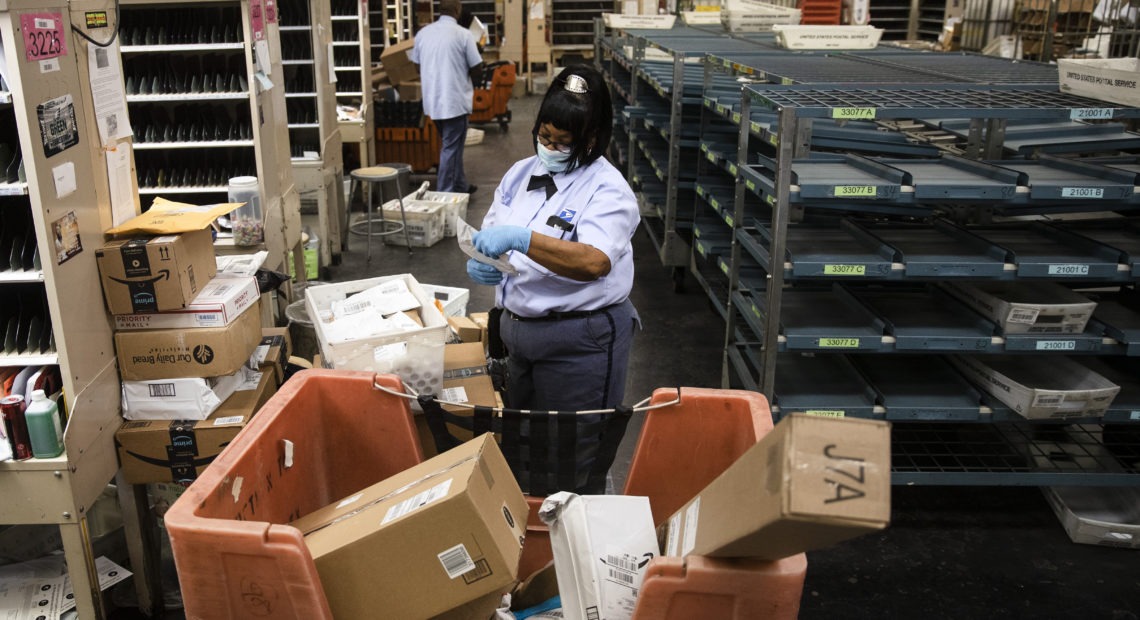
[163,370,425,619]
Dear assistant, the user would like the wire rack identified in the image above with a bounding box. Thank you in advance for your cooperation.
[847,51,1060,84]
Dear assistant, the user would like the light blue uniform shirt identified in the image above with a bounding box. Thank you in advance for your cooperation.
[482,155,640,318]
[409,16,482,120]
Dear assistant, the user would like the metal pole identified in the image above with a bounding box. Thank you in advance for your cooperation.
[721,76,752,390]
[761,106,797,398]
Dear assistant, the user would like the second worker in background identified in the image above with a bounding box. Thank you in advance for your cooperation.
[411,0,483,193]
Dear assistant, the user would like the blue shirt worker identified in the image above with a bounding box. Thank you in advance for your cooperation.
[467,66,640,411]
[410,0,483,193]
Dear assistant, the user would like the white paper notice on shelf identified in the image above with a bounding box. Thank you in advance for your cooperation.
[106,142,137,226]
[529,0,545,20]
[52,161,76,198]
[255,39,272,76]
[87,40,132,147]
[0,556,131,619]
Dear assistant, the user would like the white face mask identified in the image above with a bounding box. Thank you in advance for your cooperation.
[536,139,573,173]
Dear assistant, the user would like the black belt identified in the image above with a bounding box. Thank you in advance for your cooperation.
[506,304,618,322]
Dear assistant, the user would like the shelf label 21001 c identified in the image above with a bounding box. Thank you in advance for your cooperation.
[1047,264,1090,276]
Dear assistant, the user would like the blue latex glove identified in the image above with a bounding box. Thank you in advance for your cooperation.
[466,258,504,285]
[473,225,531,258]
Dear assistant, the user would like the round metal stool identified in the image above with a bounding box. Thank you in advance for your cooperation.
[348,165,412,260]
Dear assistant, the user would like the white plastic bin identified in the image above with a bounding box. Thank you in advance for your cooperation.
[419,283,471,317]
[305,274,448,397]
[410,190,470,237]
[382,199,446,248]
[1058,58,1140,108]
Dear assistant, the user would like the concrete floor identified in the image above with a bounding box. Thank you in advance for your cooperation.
[114,94,1140,619]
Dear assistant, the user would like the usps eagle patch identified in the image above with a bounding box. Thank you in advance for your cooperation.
[556,208,576,223]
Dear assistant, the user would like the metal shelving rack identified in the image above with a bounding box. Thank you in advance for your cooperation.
[280,0,347,270]
[597,20,1140,487]
[551,0,612,57]
[330,0,374,171]
[720,81,1140,486]
[0,1,135,616]
[119,0,303,279]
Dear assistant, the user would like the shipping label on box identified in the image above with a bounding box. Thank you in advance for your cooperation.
[115,371,276,484]
[664,414,891,561]
[115,301,262,381]
[290,434,527,619]
[114,276,259,331]
[97,229,217,314]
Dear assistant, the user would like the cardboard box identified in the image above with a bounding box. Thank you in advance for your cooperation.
[398,79,422,101]
[115,370,276,484]
[97,229,217,314]
[952,355,1120,420]
[115,302,263,381]
[940,281,1097,335]
[290,434,528,619]
[381,37,418,86]
[121,366,261,420]
[442,343,495,410]
[1058,57,1140,108]
[113,276,259,330]
[540,493,659,620]
[662,414,891,561]
[252,327,292,386]
[448,316,484,344]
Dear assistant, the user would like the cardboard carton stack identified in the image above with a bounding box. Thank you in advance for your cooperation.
[97,200,279,485]
[1016,0,1098,58]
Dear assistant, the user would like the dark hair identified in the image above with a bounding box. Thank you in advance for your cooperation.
[532,65,612,171]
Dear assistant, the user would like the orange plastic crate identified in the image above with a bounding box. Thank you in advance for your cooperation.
[376,118,441,173]
[164,371,425,620]
[519,387,807,620]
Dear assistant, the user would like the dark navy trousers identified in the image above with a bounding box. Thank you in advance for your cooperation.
[499,298,639,411]
[434,115,469,193]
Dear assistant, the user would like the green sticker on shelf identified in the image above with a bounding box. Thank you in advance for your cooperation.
[719,260,730,275]
[693,226,702,238]
[710,197,720,209]
[831,107,876,120]
[750,121,763,135]
[706,151,717,163]
[733,112,742,124]
[805,410,845,418]
[834,185,877,198]
[722,57,732,68]
[768,134,778,146]
[700,143,709,153]
[697,242,708,257]
[718,104,729,115]
[728,163,738,176]
[819,337,860,348]
[781,77,794,85]
[724,214,734,228]
[823,264,866,276]
[766,195,776,205]
[745,179,757,192]
[750,302,762,318]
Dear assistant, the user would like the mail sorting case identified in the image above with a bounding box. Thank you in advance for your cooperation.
[163,370,425,619]
[516,387,807,620]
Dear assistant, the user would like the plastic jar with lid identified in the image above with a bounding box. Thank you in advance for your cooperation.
[227,176,263,246]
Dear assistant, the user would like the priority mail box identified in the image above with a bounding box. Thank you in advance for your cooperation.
[113,276,259,330]
[97,229,216,314]
[115,301,262,381]
[115,370,275,484]
[662,414,891,561]
[290,434,528,619]
[941,281,1097,335]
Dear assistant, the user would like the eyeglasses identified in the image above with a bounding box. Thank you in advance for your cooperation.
[537,134,574,154]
